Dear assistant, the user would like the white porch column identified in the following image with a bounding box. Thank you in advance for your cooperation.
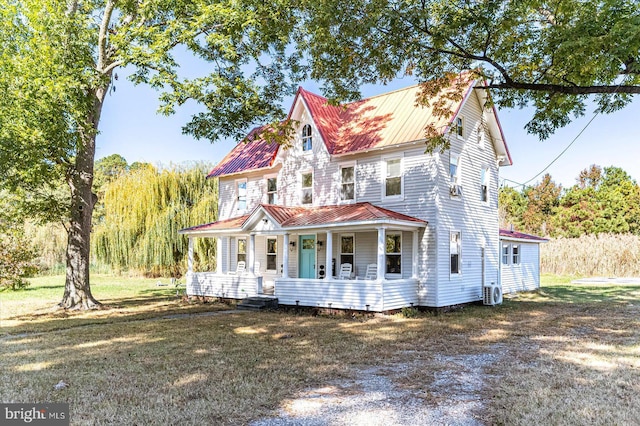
[216,237,223,274]
[187,237,194,275]
[325,231,333,280]
[226,237,231,274]
[412,230,420,279]
[377,227,386,281]
[248,233,256,275]
[282,233,290,278]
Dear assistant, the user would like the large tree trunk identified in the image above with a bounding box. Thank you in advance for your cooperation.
[59,83,109,309]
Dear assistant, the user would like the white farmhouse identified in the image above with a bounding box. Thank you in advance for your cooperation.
[180,74,517,311]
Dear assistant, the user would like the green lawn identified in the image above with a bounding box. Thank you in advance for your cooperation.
[0,275,231,336]
[1,275,639,425]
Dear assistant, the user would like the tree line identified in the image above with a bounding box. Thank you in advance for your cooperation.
[500,165,640,237]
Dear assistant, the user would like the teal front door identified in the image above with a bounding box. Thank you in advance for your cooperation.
[299,235,316,278]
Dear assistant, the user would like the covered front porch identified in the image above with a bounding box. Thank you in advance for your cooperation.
[179,203,427,312]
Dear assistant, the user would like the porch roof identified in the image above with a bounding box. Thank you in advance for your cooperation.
[179,202,427,236]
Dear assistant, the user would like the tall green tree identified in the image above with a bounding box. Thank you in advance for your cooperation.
[93,164,217,276]
[522,174,562,235]
[297,0,640,139]
[0,0,301,309]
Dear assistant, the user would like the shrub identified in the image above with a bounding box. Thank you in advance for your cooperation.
[0,231,38,291]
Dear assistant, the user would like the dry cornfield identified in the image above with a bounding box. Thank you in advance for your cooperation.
[541,233,640,277]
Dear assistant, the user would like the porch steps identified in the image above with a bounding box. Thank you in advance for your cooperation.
[237,296,279,311]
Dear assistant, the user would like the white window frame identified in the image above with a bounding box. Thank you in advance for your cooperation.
[302,124,313,152]
[301,170,313,205]
[512,244,521,265]
[236,178,247,212]
[237,238,247,264]
[266,238,277,271]
[265,174,278,205]
[481,167,489,203]
[502,243,510,265]
[477,121,486,149]
[382,156,404,200]
[339,234,355,271]
[449,154,461,185]
[450,231,461,275]
[385,232,402,275]
[455,116,464,138]
[339,162,356,203]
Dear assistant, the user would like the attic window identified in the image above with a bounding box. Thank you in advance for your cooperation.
[455,117,464,137]
[302,124,312,152]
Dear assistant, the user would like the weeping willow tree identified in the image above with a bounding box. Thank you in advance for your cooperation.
[93,164,218,276]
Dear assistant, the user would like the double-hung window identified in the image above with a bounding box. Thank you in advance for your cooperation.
[237,180,247,211]
[266,238,277,270]
[340,165,355,201]
[266,176,278,204]
[302,124,312,152]
[340,235,354,268]
[450,154,461,185]
[449,154,461,197]
[301,172,313,204]
[512,244,520,265]
[502,244,510,265]
[237,238,246,263]
[384,157,403,198]
[385,233,402,274]
[481,168,489,203]
[450,231,461,274]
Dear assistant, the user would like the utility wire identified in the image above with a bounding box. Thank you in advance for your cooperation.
[504,77,627,188]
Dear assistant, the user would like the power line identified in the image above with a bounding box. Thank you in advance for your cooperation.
[505,77,628,187]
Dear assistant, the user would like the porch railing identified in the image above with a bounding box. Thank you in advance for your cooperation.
[274,278,419,312]
[186,272,263,299]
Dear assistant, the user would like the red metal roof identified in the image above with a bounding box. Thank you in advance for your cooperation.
[180,202,426,234]
[499,229,548,242]
[262,202,427,227]
[209,75,489,177]
[207,126,279,178]
[181,214,250,233]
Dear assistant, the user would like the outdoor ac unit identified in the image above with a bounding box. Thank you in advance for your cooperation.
[449,184,462,196]
[483,283,503,306]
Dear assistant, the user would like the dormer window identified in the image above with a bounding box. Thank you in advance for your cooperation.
[302,124,312,152]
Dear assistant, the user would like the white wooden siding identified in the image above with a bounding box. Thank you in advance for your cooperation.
[500,242,541,293]
[275,278,418,311]
[211,85,505,309]
[425,90,502,307]
[187,273,260,299]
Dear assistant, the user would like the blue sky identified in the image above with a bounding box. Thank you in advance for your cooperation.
[96,69,640,190]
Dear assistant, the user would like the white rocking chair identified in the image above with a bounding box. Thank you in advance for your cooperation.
[338,263,352,280]
[364,264,377,280]
[228,261,246,275]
